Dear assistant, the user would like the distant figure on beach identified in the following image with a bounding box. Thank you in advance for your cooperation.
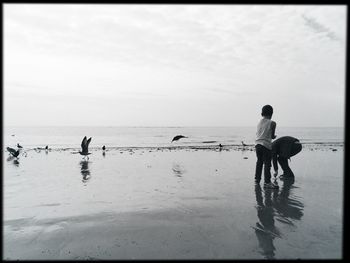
[272,136,302,178]
[102,145,106,151]
[79,136,92,160]
[17,143,23,149]
[241,141,247,147]
[255,105,278,189]
[171,135,187,143]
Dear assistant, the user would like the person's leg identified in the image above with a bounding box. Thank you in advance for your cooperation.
[278,156,294,177]
[255,145,264,183]
[263,147,272,183]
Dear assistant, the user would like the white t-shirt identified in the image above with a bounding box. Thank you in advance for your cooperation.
[255,118,274,150]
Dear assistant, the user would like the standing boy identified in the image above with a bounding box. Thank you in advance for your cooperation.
[255,105,279,189]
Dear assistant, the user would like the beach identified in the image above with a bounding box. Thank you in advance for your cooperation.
[3,143,343,260]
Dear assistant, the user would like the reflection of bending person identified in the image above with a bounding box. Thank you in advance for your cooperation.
[273,177,304,225]
[272,136,302,178]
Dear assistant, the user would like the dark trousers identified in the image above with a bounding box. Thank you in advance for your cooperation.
[277,157,294,177]
[278,143,302,177]
[255,144,272,183]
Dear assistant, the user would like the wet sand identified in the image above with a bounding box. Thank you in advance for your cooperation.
[3,146,343,259]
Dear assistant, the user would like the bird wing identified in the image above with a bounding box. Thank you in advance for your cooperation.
[172,135,186,142]
[81,136,87,152]
[86,137,92,151]
[7,147,17,155]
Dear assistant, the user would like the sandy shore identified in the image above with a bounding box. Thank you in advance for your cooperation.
[3,146,343,259]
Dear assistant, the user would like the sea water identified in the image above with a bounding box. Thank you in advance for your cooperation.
[3,126,344,150]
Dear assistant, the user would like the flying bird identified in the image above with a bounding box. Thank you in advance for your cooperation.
[171,135,188,143]
[7,147,20,158]
[79,136,92,159]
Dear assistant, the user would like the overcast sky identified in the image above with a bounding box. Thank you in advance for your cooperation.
[4,4,346,127]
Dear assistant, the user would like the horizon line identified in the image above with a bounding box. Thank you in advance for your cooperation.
[3,125,345,128]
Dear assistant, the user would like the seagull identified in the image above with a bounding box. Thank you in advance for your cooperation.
[241,141,247,147]
[171,135,188,143]
[79,136,92,159]
[17,143,23,149]
[7,147,20,158]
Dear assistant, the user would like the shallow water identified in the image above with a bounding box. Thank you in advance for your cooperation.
[3,145,343,259]
[4,126,344,149]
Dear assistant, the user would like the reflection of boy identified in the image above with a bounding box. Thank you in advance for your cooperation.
[254,184,277,259]
[272,136,302,178]
[255,105,278,189]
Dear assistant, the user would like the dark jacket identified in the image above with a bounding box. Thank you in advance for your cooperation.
[272,136,302,171]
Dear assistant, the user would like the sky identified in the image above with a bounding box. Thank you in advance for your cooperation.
[3,4,347,127]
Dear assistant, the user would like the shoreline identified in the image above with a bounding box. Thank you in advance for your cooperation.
[5,142,344,153]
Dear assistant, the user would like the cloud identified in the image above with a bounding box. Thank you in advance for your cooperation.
[3,4,346,126]
[301,14,340,41]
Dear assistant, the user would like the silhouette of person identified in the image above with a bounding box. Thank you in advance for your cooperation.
[272,136,302,178]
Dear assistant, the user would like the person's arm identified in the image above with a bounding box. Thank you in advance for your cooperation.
[271,121,277,139]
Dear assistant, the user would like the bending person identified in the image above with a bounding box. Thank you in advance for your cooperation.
[272,136,302,178]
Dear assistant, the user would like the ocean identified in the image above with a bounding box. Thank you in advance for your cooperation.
[4,126,344,150]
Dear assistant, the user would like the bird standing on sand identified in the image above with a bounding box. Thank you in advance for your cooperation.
[7,147,20,158]
[79,136,92,160]
[17,143,23,149]
[171,135,188,143]
[241,141,247,147]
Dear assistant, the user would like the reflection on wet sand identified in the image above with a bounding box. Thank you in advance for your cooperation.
[13,159,20,167]
[274,177,304,225]
[172,163,186,178]
[253,177,304,259]
[7,156,20,167]
[253,183,280,259]
[80,160,91,183]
